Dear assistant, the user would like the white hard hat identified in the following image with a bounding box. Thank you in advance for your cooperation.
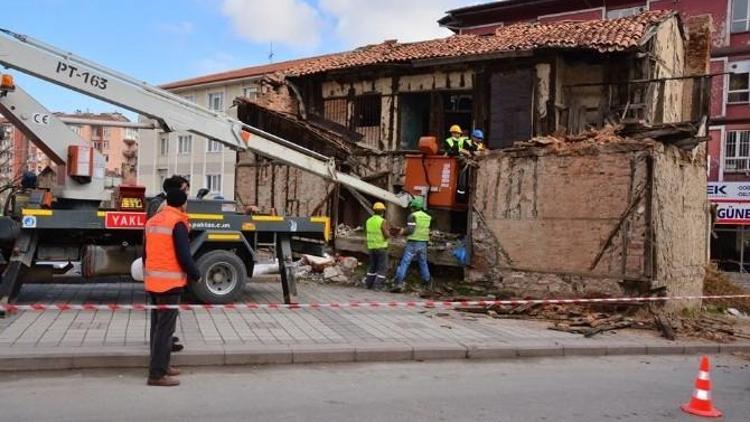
[130,257,144,282]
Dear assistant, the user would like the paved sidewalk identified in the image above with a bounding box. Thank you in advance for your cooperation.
[0,280,748,371]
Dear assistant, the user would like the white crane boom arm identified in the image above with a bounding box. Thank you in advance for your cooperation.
[0,84,108,200]
[0,28,408,207]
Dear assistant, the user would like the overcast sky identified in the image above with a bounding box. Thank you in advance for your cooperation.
[4,0,485,117]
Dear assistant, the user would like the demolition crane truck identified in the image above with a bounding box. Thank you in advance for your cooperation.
[0,28,409,308]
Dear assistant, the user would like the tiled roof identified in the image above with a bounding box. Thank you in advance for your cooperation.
[160,55,334,90]
[287,10,674,76]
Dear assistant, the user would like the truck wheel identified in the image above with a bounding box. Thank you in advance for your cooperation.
[191,250,247,304]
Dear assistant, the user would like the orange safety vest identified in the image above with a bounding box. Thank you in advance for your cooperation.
[144,206,190,293]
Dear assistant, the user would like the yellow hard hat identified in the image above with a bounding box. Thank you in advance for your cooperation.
[373,202,386,211]
[449,125,462,134]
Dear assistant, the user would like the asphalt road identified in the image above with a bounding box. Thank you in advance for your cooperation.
[0,355,748,422]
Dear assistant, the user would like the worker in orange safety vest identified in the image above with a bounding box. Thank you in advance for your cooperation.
[143,189,201,387]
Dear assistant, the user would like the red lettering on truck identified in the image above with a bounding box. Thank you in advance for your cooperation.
[105,212,146,229]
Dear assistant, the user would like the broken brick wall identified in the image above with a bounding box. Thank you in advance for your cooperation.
[235,152,333,217]
[469,141,707,304]
[649,13,686,124]
[651,143,708,307]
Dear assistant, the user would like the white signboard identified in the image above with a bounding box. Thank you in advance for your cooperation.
[708,182,750,202]
[715,203,750,224]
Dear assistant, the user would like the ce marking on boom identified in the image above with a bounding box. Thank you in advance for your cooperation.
[22,112,50,125]
[31,113,50,125]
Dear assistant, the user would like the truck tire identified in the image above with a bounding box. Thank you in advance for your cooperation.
[191,250,247,304]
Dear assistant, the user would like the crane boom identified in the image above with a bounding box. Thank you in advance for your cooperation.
[0,28,409,207]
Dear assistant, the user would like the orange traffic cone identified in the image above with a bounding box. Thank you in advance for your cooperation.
[681,355,722,418]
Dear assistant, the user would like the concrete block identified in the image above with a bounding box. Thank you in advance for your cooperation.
[464,343,518,360]
[719,342,750,354]
[562,344,607,357]
[71,348,148,369]
[171,345,225,367]
[605,344,648,356]
[646,344,685,355]
[292,344,356,364]
[355,343,413,362]
[224,345,292,365]
[517,344,564,358]
[681,343,720,355]
[0,350,74,371]
[412,343,467,361]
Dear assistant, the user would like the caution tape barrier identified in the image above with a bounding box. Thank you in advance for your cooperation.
[1,294,749,312]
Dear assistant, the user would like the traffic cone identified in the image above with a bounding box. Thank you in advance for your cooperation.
[680,355,722,418]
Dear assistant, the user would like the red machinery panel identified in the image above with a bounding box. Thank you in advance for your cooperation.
[67,145,93,178]
[113,185,146,211]
[404,155,463,210]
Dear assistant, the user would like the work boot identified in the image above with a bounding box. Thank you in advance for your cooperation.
[147,376,180,387]
[166,367,181,376]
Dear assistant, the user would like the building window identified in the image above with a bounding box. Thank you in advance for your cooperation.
[733,0,750,33]
[207,139,223,152]
[159,136,169,155]
[351,95,381,127]
[157,168,168,186]
[729,71,750,103]
[206,174,222,195]
[725,130,750,172]
[178,135,192,155]
[69,125,81,136]
[208,92,224,111]
[243,86,258,99]
[103,127,111,138]
[606,6,645,20]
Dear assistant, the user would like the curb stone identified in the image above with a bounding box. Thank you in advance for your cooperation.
[0,342,748,372]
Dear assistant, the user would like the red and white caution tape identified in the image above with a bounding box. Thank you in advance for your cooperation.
[1,294,749,312]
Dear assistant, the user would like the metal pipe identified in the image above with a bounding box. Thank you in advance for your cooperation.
[58,117,156,129]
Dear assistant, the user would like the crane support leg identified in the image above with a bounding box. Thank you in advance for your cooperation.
[0,232,37,317]
[276,234,298,305]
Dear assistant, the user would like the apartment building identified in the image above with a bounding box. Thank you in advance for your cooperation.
[440,0,750,274]
[0,111,138,184]
[137,58,309,199]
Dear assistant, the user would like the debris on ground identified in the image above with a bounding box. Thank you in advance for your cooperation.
[703,265,750,314]
[336,224,462,250]
[297,254,361,285]
[451,298,750,342]
[336,224,362,237]
[301,254,336,272]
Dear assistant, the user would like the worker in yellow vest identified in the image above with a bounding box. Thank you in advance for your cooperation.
[443,124,473,157]
[391,197,432,292]
[364,202,391,290]
[143,189,201,387]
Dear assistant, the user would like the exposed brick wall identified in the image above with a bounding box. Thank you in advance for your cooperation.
[469,141,707,304]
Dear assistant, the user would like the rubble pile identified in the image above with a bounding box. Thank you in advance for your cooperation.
[453,301,750,342]
[335,224,462,249]
[512,125,634,152]
[703,265,750,314]
[296,254,361,285]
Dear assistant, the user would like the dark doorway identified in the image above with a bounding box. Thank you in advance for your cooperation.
[443,92,473,139]
[489,69,533,149]
[399,93,431,150]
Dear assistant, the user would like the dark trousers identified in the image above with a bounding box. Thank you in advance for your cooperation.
[365,249,389,289]
[148,290,181,379]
